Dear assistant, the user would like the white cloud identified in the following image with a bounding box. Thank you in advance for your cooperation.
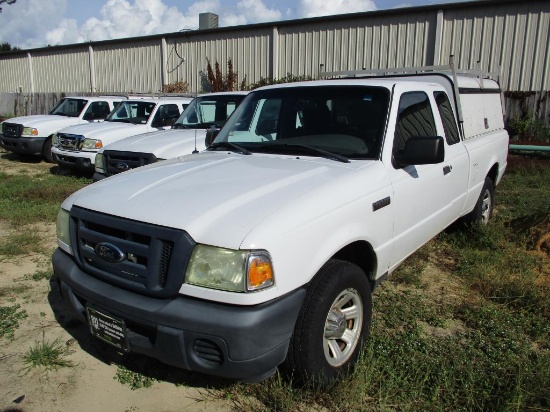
[220,0,281,27]
[298,0,376,18]
[0,0,68,48]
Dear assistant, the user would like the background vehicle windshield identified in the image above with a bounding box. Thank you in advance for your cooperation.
[214,86,390,159]
[106,101,156,124]
[49,98,88,117]
[175,95,246,129]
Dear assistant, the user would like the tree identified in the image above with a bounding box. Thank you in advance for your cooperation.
[0,42,20,52]
[205,58,239,92]
[0,0,17,13]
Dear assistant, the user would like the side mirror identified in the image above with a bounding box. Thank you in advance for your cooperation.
[82,112,94,121]
[393,136,445,168]
[205,127,220,147]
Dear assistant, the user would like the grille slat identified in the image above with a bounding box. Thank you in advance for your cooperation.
[194,339,224,365]
[57,133,84,151]
[70,206,195,298]
[2,123,23,138]
[104,150,157,176]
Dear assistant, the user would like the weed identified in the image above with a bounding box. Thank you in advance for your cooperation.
[115,365,155,390]
[0,304,27,339]
[24,268,54,281]
[0,229,44,257]
[22,333,75,371]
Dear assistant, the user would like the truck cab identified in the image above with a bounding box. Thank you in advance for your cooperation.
[93,92,248,181]
[0,96,122,162]
[51,96,192,172]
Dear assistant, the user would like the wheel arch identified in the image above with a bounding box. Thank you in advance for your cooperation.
[487,163,499,186]
[331,240,377,290]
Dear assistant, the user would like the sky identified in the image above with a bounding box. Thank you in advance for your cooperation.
[0,0,470,50]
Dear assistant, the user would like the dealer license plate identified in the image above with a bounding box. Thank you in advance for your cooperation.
[87,307,129,352]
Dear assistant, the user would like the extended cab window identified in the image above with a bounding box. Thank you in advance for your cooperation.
[151,104,180,127]
[434,91,460,145]
[107,101,156,124]
[83,101,111,120]
[393,92,437,153]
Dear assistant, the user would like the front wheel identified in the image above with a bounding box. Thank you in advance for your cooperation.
[42,137,53,163]
[284,259,372,386]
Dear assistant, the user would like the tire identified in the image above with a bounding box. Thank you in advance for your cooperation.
[284,259,372,386]
[42,137,53,163]
[462,177,494,226]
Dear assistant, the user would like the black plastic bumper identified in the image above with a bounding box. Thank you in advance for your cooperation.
[52,249,305,381]
[92,172,107,182]
[0,135,45,155]
[52,152,95,172]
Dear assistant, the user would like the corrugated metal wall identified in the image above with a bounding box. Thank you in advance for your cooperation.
[165,27,272,92]
[277,11,435,77]
[0,0,548,97]
[93,39,163,93]
[439,1,550,91]
[0,55,30,92]
[32,48,90,92]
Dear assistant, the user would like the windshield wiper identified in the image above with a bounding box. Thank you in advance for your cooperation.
[266,143,350,163]
[208,142,252,155]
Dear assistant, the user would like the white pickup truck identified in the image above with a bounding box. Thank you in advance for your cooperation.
[93,92,248,181]
[53,68,509,385]
[51,96,192,172]
[0,96,122,162]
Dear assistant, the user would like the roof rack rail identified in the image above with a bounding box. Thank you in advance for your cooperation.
[320,57,500,88]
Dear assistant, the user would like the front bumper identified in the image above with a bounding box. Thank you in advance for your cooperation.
[52,147,96,171]
[52,249,305,381]
[0,135,46,156]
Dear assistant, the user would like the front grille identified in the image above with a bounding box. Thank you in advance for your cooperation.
[103,150,157,176]
[193,339,224,365]
[70,206,195,298]
[57,133,84,151]
[2,123,23,138]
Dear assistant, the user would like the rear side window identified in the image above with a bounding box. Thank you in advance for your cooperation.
[434,91,460,145]
[393,92,437,153]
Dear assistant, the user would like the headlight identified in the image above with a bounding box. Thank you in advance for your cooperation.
[82,138,103,150]
[95,153,105,172]
[56,208,72,254]
[52,133,59,146]
[22,127,38,136]
[185,245,274,292]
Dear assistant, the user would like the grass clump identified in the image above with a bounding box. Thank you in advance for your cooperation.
[0,171,89,225]
[115,365,156,390]
[0,229,45,257]
[24,268,54,281]
[22,335,75,371]
[0,304,28,339]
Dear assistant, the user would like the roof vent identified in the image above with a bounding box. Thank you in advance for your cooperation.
[199,12,219,30]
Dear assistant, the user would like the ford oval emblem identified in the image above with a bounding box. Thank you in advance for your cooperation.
[94,242,126,263]
[116,162,130,171]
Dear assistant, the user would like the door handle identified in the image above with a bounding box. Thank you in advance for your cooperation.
[443,165,452,175]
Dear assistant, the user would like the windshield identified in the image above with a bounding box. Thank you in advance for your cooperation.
[174,94,246,129]
[213,86,390,160]
[49,98,88,117]
[106,101,157,124]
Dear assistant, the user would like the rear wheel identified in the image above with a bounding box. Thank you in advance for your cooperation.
[284,259,372,386]
[42,137,53,163]
[462,177,494,225]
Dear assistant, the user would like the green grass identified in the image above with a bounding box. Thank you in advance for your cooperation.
[22,334,75,371]
[0,229,45,257]
[115,365,156,390]
[0,304,28,339]
[0,171,89,225]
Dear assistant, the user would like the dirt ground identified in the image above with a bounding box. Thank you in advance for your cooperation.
[0,152,232,412]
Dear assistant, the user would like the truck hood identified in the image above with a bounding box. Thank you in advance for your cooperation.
[65,152,374,249]
[102,128,208,158]
[58,121,146,140]
[3,115,80,132]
